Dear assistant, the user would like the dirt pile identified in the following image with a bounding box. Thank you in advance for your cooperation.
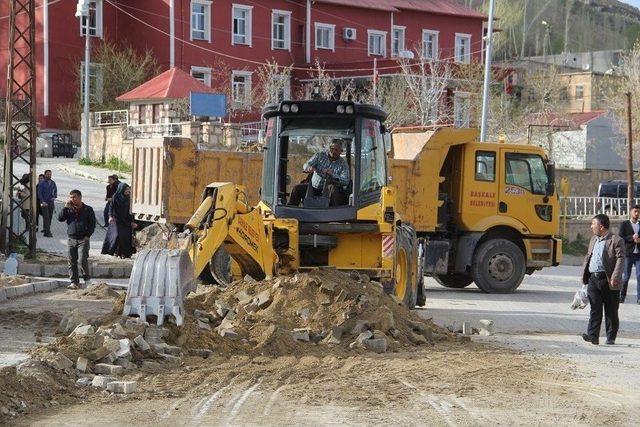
[69,283,120,300]
[174,270,453,357]
[135,223,181,250]
[0,275,30,288]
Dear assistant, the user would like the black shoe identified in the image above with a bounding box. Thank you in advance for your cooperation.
[620,297,625,303]
[44,233,53,237]
[605,339,615,345]
[582,333,599,345]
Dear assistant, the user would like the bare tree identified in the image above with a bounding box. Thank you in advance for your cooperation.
[253,60,294,107]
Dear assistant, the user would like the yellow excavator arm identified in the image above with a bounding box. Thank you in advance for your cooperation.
[123,183,277,326]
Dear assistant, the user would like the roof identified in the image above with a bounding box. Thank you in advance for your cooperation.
[313,0,486,18]
[116,68,215,102]
[527,111,606,129]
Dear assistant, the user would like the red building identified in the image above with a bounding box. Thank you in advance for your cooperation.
[0,0,488,129]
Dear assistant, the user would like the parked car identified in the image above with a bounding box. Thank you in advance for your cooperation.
[596,180,640,215]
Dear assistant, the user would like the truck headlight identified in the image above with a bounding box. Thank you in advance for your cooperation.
[535,205,552,222]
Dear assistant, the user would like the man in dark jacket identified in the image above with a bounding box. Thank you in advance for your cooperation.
[581,214,625,345]
[37,169,57,237]
[618,204,640,303]
[103,174,119,226]
[58,189,96,289]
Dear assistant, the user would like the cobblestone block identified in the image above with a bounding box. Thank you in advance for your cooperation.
[94,363,124,376]
[91,375,115,389]
[106,381,137,394]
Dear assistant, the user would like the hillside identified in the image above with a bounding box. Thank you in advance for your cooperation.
[456,0,640,59]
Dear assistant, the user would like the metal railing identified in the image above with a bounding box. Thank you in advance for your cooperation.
[240,121,264,142]
[93,110,129,127]
[126,122,189,139]
[559,197,640,218]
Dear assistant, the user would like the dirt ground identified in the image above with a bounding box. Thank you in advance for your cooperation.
[0,275,31,288]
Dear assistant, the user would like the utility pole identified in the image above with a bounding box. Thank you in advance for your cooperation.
[76,0,91,159]
[1,0,37,256]
[479,0,495,142]
[627,92,634,211]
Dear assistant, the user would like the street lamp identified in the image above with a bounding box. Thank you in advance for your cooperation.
[76,0,91,160]
[479,0,496,142]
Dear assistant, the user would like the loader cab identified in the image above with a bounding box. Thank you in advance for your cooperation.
[261,101,389,223]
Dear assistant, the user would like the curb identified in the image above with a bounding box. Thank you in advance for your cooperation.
[57,163,131,183]
[0,279,66,303]
[0,259,132,279]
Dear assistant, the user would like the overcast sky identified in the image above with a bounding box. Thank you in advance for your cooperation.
[621,0,640,9]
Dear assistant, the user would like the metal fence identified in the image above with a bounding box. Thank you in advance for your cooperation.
[559,197,640,218]
[125,122,190,139]
[93,110,129,127]
[240,121,264,142]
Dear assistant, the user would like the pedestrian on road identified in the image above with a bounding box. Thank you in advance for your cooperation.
[103,174,119,227]
[102,182,137,258]
[58,189,96,290]
[35,174,44,231]
[37,169,57,237]
[618,205,640,304]
[581,214,625,345]
[16,173,32,227]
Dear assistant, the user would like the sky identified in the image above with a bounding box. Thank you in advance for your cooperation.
[622,0,640,10]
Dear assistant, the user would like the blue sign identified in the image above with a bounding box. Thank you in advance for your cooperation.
[190,92,227,117]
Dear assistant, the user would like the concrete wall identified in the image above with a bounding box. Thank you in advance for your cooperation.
[585,114,632,171]
[563,218,624,241]
[88,126,133,165]
[555,168,629,197]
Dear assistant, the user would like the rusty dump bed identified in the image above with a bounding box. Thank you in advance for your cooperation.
[132,138,263,224]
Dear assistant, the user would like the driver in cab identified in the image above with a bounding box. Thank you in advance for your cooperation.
[289,140,350,207]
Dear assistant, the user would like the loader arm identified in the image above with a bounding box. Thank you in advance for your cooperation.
[124,183,277,326]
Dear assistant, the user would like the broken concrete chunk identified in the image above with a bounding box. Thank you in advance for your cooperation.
[197,320,212,331]
[242,303,258,314]
[363,338,388,354]
[254,290,272,309]
[72,324,95,336]
[350,320,370,335]
[296,308,310,321]
[111,323,129,338]
[124,318,147,336]
[91,376,114,389]
[115,339,132,359]
[76,356,90,373]
[323,326,343,344]
[320,282,336,294]
[389,328,401,340]
[349,330,374,349]
[292,328,310,342]
[160,354,181,365]
[375,306,395,332]
[76,377,92,386]
[224,309,237,321]
[85,346,111,362]
[409,331,428,345]
[243,274,257,283]
[93,363,124,376]
[103,337,121,353]
[107,381,137,394]
[133,335,150,352]
[478,319,494,336]
[57,309,88,335]
[100,352,117,364]
[235,291,254,306]
[115,358,137,371]
[219,328,239,339]
[214,300,231,318]
[48,354,73,371]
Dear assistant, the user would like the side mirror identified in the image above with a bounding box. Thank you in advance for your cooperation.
[545,161,556,196]
[545,182,555,197]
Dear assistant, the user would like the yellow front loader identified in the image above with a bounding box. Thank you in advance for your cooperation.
[124,101,421,325]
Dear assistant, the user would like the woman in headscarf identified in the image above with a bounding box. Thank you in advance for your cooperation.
[101,182,137,258]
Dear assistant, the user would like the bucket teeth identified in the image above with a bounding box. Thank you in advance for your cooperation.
[123,249,196,326]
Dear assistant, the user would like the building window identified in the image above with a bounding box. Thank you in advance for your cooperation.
[232,71,252,108]
[191,0,211,41]
[233,4,253,46]
[455,33,471,63]
[422,30,439,59]
[191,66,212,87]
[152,104,162,124]
[392,26,405,57]
[575,85,584,100]
[368,30,386,57]
[80,62,103,104]
[138,104,147,125]
[272,10,291,50]
[454,93,471,127]
[80,0,103,37]
[315,23,335,51]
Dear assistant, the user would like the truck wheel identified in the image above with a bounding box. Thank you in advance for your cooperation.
[394,224,418,309]
[434,273,473,289]
[198,247,232,286]
[471,239,525,293]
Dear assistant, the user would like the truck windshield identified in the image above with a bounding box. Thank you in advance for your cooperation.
[505,153,548,195]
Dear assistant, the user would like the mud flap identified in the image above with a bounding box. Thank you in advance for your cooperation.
[123,249,197,326]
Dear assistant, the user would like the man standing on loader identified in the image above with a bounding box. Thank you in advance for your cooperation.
[288,140,350,206]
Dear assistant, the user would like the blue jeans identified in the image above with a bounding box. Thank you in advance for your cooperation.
[621,253,640,301]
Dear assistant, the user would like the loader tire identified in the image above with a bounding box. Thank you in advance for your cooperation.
[434,273,473,289]
[471,238,525,293]
[198,247,232,286]
[394,224,418,309]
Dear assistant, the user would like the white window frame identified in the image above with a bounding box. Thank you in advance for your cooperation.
[392,25,405,57]
[232,70,253,108]
[80,62,104,104]
[232,4,253,47]
[80,0,103,38]
[271,9,292,51]
[190,0,211,42]
[575,85,584,100]
[454,92,471,128]
[315,23,335,51]
[455,33,472,64]
[368,30,387,57]
[191,66,212,87]
[422,29,439,60]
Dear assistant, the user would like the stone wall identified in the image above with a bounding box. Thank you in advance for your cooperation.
[192,122,243,147]
[88,126,133,165]
[562,218,624,241]
[555,168,628,197]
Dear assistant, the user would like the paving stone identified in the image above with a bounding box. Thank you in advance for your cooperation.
[91,375,116,389]
[17,263,42,276]
[363,338,388,354]
[73,325,96,336]
[115,339,132,359]
[115,358,137,371]
[133,335,150,352]
[32,280,56,293]
[43,265,67,277]
[85,346,112,361]
[76,356,91,373]
[292,328,310,342]
[124,319,147,336]
[349,331,374,349]
[48,354,73,370]
[93,363,124,376]
[58,309,88,335]
[76,377,93,386]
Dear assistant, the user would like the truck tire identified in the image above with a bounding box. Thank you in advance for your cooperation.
[198,247,232,286]
[434,273,473,289]
[394,224,418,309]
[471,239,525,293]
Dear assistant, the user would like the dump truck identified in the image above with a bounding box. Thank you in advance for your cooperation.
[130,102,561,304]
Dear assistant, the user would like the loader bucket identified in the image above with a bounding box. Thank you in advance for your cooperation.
[123,249,197,326]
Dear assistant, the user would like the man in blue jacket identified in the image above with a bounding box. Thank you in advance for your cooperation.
[37,169,57,237]
[58,189,96,289]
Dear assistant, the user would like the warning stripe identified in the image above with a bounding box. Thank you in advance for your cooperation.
[382,234,395,257]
